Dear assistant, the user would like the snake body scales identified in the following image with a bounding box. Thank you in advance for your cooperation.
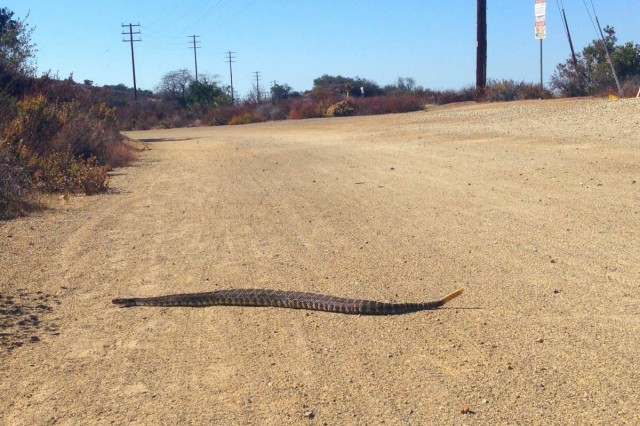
[112,288,464,315]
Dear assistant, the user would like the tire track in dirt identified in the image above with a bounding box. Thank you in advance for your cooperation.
[221,138,472,423]
[2,99,639,424]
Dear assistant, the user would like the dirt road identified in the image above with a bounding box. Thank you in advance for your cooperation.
[1,98,639,424]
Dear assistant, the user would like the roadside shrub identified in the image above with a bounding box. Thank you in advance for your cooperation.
[228,112,265,125]
[114,98,193,130]
[287,97,334,120]
[205,104,258,126]
[326,99,355,117]
[206,106,234,126]
[22,147,109,194]
[24,149,69,192]
[0,144,32,219]
[54,103,124,162]
[621,76,640,97]
[1,93,130,204]
[287,99,323,119]
[256,103,288,121]
[434,86,476,105]
[3,93,64,155]
[67,156,110,195]
[103,140,136,168]
[485,80,519,101]
[484,79,552,101]
[352,93,426,115]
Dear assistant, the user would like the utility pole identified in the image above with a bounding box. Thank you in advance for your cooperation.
[189,35,201,82]
[594,16,622,97]
[559,6,578,69]
[122,23,141,101]
[540,39,544,90]
[226,50,236,104]
[476,0,487,99]
[253,71,261,103]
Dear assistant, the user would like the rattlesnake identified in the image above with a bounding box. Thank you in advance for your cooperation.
[112,287,463,315]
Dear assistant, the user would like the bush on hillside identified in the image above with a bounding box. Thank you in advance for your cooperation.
[352,93,426,115]
[0,92,134,218]
[484,79,552,101]
[0,144,32,219]
[325,99,355,117]
[227,112,265,125]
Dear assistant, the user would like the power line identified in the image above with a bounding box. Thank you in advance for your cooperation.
[226,50,236,104]
[188,35,201,82]
[181,0,258,39]
[581,0,600,35]
[133,0,229,48]
[179,0,232,33]
[122,23,141,101]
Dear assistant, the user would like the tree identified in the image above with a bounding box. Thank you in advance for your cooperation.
[383,77,423,94]
[313,74,354,95]
[0,7,36,76]
[185,74,231,107]
[551,26,640,96]
[155,69,193,105]
[396,77,417,92]
[156,71,231,108]
[352,76,383,97]
[1,8,36,124]
[312,74,382,97]
[270,82,293,102]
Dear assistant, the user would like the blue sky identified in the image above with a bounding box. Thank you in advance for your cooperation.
[5,1,638,96]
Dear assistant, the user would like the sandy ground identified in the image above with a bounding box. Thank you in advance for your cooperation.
[1,98,639,424]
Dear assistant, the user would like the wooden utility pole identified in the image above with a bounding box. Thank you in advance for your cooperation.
[594,16,622,97]
[254,71,261,103]
[189,35,201,82]
[226,51,236,104]
[476,0,487,98]
[559,6,578,69]
[540,39,544,89]
[122,23,141,101]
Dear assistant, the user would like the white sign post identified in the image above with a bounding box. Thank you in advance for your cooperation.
[535,0,546,89]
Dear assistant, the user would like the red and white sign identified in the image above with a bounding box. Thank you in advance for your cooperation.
[535,0,546,39]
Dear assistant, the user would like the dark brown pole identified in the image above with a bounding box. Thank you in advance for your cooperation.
[476,0,487,99]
